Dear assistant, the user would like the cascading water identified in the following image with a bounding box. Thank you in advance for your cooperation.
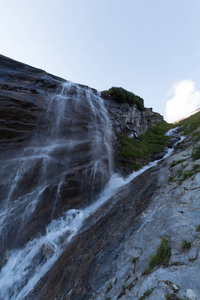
[0,79,182,300]
[0,81,114,299]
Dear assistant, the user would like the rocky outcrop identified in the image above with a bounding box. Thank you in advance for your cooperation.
[104,98,163,139]
[102,95,164,175]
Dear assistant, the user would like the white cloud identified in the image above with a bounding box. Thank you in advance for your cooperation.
[165,80,200,123]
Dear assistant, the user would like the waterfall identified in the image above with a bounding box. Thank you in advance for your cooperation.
[0,82,114,299]
[0,78,181,299]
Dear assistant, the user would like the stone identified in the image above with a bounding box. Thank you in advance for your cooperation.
[41,243,55,257]
[185,289,197,300]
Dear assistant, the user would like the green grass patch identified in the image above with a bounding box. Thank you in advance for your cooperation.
[139,289,153,300]
[192,145,200,161]
[143,239,171,274]
[169,176,175,183]
[114,277,117,284]
[165,294,182,300]
[177,169,183,178]
[178,111,200,136]
[196,224,200,232]
[124,275,131,283]
[132,257,138,264]
[182,166,200,181]
[118,121,173,160]
[176,164,200,184]
[105,282,113,294]
[170,159,186,169]
[181,239,191,251]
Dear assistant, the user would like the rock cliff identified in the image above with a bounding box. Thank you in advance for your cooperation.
[0,55,113,255]
[1,55,200,300]
[103,96,164,174]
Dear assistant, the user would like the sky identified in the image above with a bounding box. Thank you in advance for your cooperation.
[1,0,200,122]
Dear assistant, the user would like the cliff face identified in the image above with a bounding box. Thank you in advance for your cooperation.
[105,99,163,139]
[1,55,195,300]
[103,97,164,174]
[0,55,114,255]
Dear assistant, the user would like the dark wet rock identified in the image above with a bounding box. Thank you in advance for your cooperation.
[0,55,111,253]
[26,167,159,300]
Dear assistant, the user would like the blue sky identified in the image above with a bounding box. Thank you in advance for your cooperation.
[1,0,200,122]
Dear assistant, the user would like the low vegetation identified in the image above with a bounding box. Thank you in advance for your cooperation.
[143,239,171,275]
[196,224,200,232]
[103,86,145,111]
[191,144,200,161]
[139,288,153,300]
[169,161,200,184]
[178,111,200,136]
[165,294,182,300]
[170,159,186,169]
[106,282,113,294]
[181,239,191,251]
[117,121,172,160]
[132,257,138,264]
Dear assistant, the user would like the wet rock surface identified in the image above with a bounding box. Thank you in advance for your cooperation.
[26,167,159,300]
[0,55,112,255]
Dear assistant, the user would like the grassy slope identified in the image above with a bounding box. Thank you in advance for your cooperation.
[117,121,173,161]
[178,111,200,137]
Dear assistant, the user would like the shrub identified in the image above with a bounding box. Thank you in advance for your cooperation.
[103,87,145,111]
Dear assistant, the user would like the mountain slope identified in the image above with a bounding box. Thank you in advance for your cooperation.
[1,55,200,300]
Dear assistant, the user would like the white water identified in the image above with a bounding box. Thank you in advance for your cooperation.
[0,80,183,299]
[0,81,114,299]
